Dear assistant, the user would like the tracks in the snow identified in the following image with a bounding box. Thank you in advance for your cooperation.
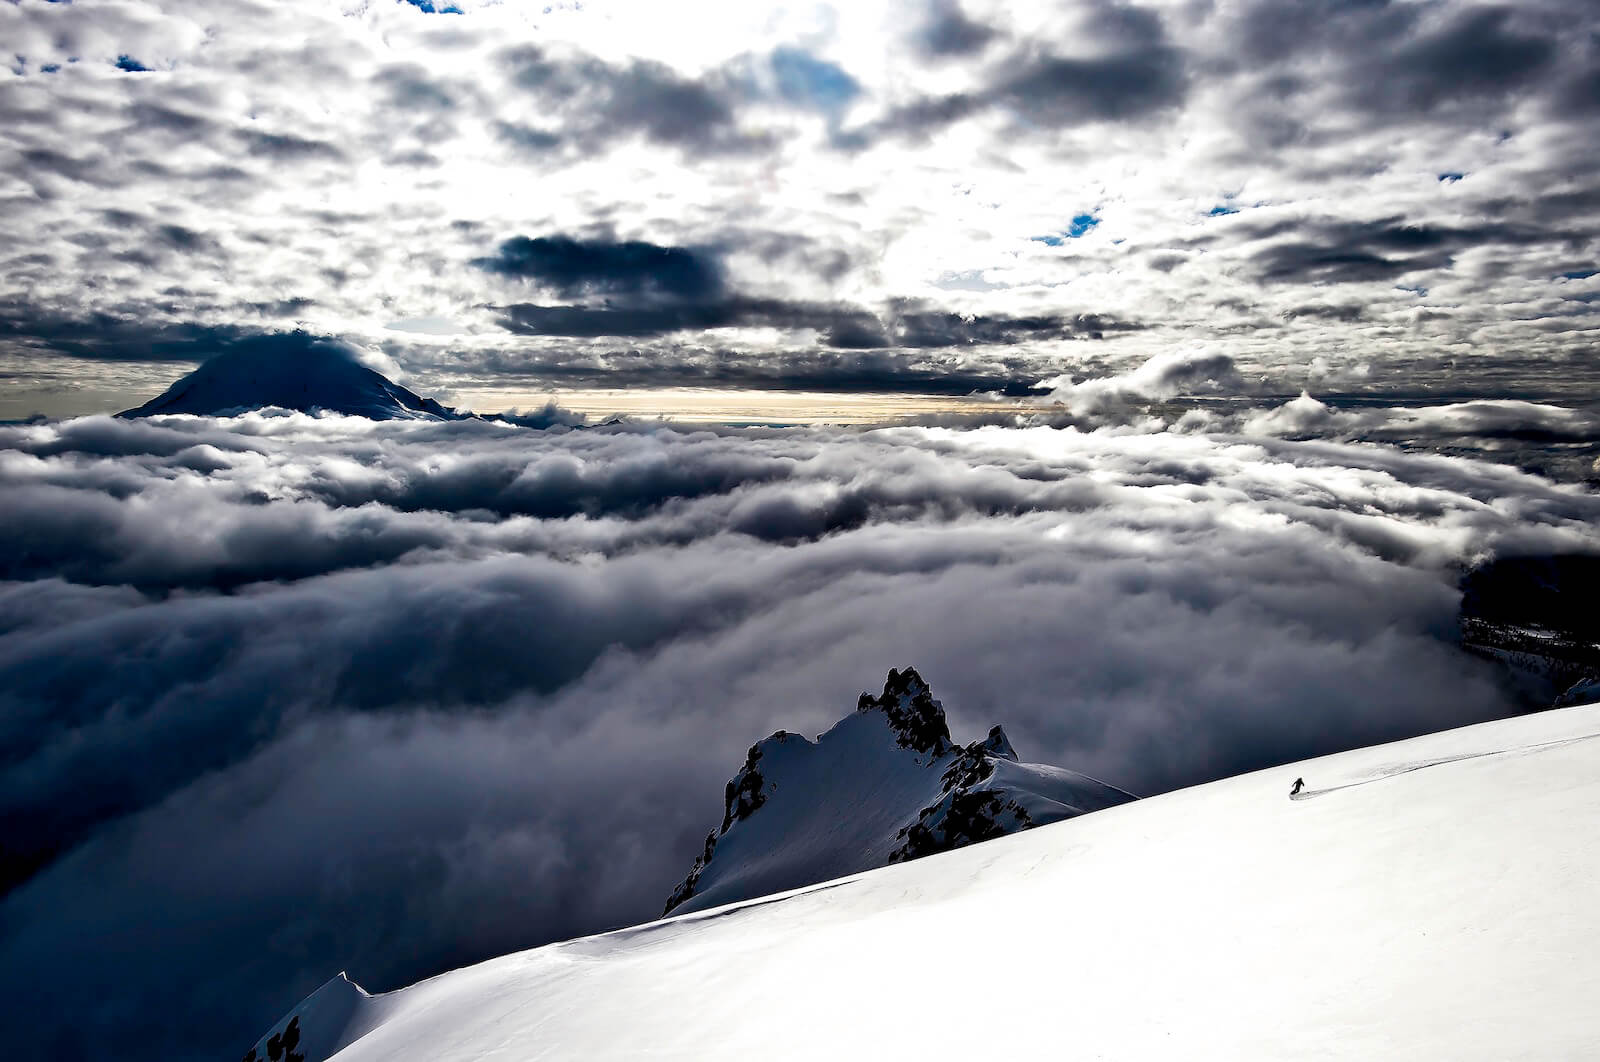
[1290,727,1600,801]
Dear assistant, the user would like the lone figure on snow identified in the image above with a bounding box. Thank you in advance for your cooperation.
[1289,777,1305,797]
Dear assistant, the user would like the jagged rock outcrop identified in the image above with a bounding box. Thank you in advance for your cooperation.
[663,667,1134,916]
[890,789,1028,863]
[856,667,957,757]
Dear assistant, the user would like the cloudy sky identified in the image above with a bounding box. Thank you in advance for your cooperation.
[3,2,1600,1061]
[3,0,1598,417]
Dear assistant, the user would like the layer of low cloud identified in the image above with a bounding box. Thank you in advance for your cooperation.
[4,407,1600,1059]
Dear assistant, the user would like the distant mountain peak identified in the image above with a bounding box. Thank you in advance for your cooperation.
[119,334,467,422]
[664,667,1134,916]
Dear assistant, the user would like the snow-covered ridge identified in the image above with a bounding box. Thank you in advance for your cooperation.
[244,973,369,1062]
[663,666,1135,915]
[120,336,467,421]
[248,699,1600,1061]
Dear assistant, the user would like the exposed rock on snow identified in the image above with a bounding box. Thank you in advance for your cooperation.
[120,335,468,421]
[662,666,1134,916]
[856,666,957,757]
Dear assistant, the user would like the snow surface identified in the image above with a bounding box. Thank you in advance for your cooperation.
[120,338,464,421]
[250,700,1600,1061]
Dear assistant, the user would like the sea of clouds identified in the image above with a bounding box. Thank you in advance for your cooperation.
[3,397,1600,1060]
[6,0,1600,1052]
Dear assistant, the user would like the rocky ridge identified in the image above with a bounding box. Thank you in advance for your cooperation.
[664,667,1134,915]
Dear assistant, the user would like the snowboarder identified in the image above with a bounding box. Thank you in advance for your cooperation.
[1289,777,1305,797]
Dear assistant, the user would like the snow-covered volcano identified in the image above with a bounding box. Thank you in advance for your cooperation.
[665,666,1134,915]
[248,698,1600,1060]
[120,335,464,421]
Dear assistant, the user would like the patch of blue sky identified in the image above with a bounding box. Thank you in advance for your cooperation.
[770,47,859,114]
[400,0,464,12]
[115,55,150,72]
[1207,204,1238,216]
[1438,172,1465,182]
[1559,269,1597,280]
[1031,213,1101,246]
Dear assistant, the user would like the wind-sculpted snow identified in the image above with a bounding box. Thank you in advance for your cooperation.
[664,667,1131,915]
[4,401,1600,1060]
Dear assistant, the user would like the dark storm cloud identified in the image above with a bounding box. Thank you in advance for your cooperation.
[426,341,1048,395]
[239,129,346,161]
[493,39,866,157]
[889,303,1140,347]
[871,3,1186,140]
[1249,216,1555,285]
[494,296,868,341]
[1226,1,1566,120]
[1282,302,1365,323]
[996,47,1185,125]
[915,0,999,58]
[373,62,460,112]
[20,146,116,187]
[1554,63,1600,118]
[498,44,761,155]
[0,300,253,362]
[491,119,562,152]
[1348,6,1556,116]
[1229,0,1421,66]
[494,298,1129,349]
[473,235,726,299]
[476,234,1134,352]
[5,407,1600,1060]
[125,99,216,136]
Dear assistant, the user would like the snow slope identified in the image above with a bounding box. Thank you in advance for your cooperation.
[120,337,464,421]
[249,700,1600,1061]
[665,667,1135,915]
